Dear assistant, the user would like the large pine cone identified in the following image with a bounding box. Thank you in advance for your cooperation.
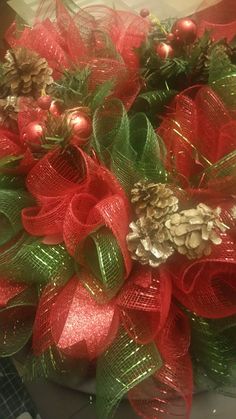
[165,203,227,259]
[131,181,179,220]
[127,216,174,268]
[3,47,53,97]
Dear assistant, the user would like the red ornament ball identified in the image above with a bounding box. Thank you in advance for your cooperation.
[140,8,150,18]
[37,95,52,110]
[173,18,197,44]
[156,43,174,60]
[68,111,92,140]
[166,32,175,43]
[22,121,45,149]
[49,100,64,117]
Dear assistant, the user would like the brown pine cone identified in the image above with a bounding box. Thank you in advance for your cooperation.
[165,203,227,260]
[127,216,174,268]
[131,181,179,220]
[3,47,53,98]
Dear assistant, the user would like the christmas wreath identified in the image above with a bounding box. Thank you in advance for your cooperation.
[0,1,236,418]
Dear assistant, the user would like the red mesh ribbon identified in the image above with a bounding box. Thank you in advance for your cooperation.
[0,127,36,175]
[5,2,146,108]
[50,276,119,360]
[158,86,236,186]
[170,233,236,319]
[32,282,60,355]
[0,129,21,158]
[0,97,44,173]
[0,278,27,307]
[194,0,236,41]
[118,267,172,344]
[129,304,192,419]
[22,145,132,275]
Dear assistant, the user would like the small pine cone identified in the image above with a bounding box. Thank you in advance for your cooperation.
[165,203,227,260]
[127,216,174,268]
[131,181,179,220]
[3,47,53,97]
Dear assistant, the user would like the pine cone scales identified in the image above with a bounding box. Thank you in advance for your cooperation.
[165,203,227,259]
[127,181,227,267]
[131,181,179,220]
[3,48,53,97]
[127,217,174,268]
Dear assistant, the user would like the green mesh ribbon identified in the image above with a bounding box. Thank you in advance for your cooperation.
[190,313,236,393]
[0,286,37,357]
[0,189,33,246]
[0,174,25,189]
[92,99,130,168]
[81,227,125,302]
[111,112,167,194]
[209,45,236,108]
[96,327,162,419]
[203,149,236,192]
[24,345,90,386]
[0,235,74,285]
[93,100,167,194]
[132,89,177,124]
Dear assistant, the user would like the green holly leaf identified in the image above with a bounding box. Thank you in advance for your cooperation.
[0,155,23,169]
[90,79,115,112]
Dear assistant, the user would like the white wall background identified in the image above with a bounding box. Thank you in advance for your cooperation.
[7,0,221,24]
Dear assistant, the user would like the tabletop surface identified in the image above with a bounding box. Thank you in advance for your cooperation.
[26,379,236,419]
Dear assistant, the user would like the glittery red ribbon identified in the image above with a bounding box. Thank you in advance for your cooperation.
[22,145,132,277]
[195,0,236,41]
[5,2,148,109]
[158,86,236,187]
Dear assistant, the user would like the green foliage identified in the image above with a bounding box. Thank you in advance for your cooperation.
[137,31,215,93]
[52,67,91,108]
[51,67,114,111]
[160,58,189,78]
[132,89,177,125]
[0,155,23,169]
[90,79,115,112]
[208,44,236,83]
[187,31,212,82]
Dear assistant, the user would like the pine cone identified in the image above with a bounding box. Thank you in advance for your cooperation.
[3,48,53,97]
[131,181,179,220]
[165,203,227,260]
[127,216,174,268]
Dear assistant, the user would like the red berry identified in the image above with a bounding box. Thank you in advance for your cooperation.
[22,121,45,150]
[49,100,64,117]
[140,8,150,18]
[67,111,92,140]
[172,18,197,44]
[156,43,174,60]
[37,95,52,110]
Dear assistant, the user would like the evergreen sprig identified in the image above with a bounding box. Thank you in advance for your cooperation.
[51,67,114,111]
[52,67,91,108]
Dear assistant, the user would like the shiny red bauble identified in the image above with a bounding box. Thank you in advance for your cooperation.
[173,18,197,44]
[67,111,92,140]
[22,121,45,149]
[49,100,64,117]
[156,42,174,60]
[140,8,150,18]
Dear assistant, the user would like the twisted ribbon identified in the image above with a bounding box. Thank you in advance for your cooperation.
[5,1,149,110]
